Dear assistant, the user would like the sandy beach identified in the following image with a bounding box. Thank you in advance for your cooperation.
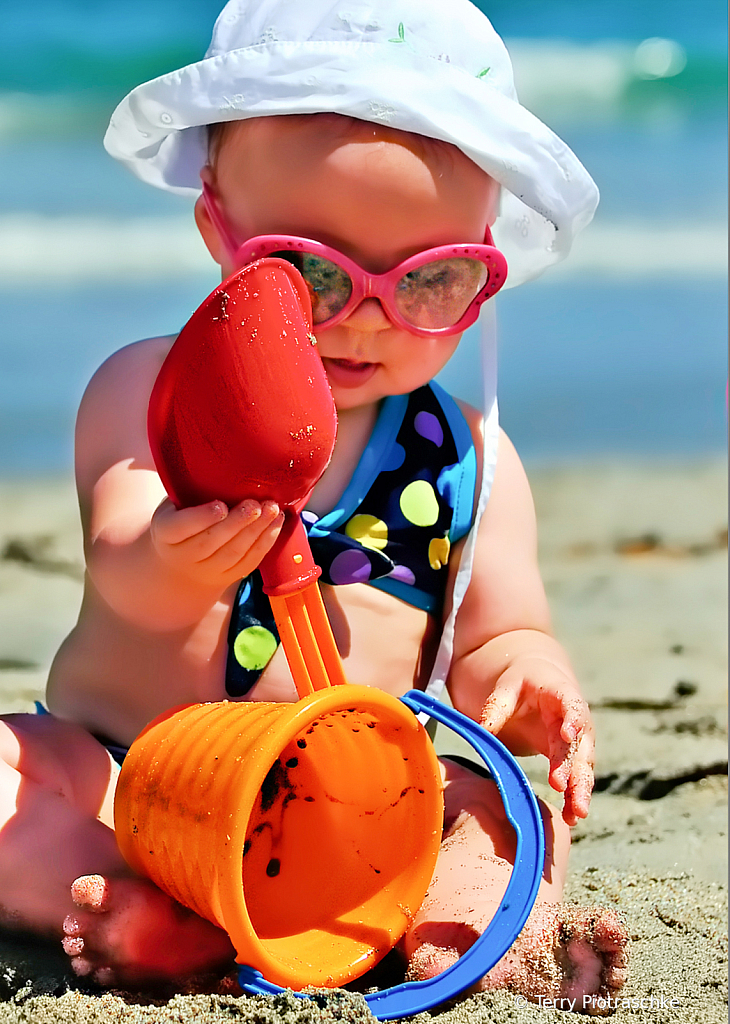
[0,458,725,1023]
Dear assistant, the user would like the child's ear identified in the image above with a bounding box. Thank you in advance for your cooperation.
[194,166,226,267]
[194,196,224,267]
[486,177,501,227]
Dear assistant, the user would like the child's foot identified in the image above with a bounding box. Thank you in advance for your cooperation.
[62,875,236,987]
[403,800,628,1012]
[406,901,628,1011]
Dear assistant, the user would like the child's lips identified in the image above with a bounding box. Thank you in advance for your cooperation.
[321,357,379,389]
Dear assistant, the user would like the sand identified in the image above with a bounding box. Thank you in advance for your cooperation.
[0,458,726,1023]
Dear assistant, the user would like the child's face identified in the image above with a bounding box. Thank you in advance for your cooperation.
[197,116,499,413]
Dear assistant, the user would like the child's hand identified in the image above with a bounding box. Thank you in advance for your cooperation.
[478,657,595,827]
[150,497,284,589]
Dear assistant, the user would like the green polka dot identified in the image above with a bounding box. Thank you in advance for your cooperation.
[400,480,439,527]
[345,514,389,551]
[233,626,278,671]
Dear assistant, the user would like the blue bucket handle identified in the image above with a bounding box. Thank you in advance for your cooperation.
[238,689,544,1020]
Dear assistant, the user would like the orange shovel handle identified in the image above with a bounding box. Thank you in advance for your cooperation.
[269,584,348,695]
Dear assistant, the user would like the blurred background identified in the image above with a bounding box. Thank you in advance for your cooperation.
[0,0,727,475]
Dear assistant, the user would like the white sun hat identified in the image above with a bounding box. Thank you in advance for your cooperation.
[104,0,598,289]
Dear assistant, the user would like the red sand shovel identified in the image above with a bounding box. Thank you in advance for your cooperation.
[147,257,346,694]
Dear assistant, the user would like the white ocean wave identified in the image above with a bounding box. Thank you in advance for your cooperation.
[545,220,728,281]
[0,214,215,281]
[506,38,688,109]
[0,214,726,285]
[0,92,112,140]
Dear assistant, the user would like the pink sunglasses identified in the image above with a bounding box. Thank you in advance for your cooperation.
[202,184,508,337]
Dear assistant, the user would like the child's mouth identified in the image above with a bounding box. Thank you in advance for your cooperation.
[321,358,378,389]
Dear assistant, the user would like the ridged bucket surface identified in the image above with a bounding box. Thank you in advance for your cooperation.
[114,688,444,989]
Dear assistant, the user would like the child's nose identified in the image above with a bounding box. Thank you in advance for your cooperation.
[341,297,393,333]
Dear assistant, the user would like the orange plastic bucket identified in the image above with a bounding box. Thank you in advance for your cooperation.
[114,687,444,990]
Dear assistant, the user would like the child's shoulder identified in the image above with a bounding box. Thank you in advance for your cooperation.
[75,335,177,491]
[87,335,177,391]
[80,335,177,418]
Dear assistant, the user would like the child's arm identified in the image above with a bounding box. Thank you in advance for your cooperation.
[447,423,594,826]
[75,339,284,631]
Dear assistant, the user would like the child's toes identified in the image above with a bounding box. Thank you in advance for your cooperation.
[70,874,112,913]
[406,942,460,981]
[405,920,480,981]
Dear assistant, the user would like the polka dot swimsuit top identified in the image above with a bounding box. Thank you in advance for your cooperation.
[225,382,477,696]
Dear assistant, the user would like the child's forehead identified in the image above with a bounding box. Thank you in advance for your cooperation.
[215,115,492,200]
[217,114,457,170]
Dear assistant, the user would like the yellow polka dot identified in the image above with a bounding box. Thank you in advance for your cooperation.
[345,514,389,551]
[400,480,439,528]
[428,535,451,570]
[234,626,278,671]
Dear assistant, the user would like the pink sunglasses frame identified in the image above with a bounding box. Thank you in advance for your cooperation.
[201,183,508,337]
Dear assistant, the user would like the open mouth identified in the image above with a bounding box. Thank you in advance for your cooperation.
[321,358,379,389]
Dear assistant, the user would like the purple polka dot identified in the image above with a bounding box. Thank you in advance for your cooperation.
[388,564,416,585]
[382,442,406,472]
[414,411,443,447]
[330,549,372,585]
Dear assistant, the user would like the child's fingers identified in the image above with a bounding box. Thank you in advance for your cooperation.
[562,744,595,823]
[551,728,594,823]
[559,698,588,744]
[540,688,593,790]
[186,500,275,561]
[199,502,284,574]
[152,498,229,545]
[479,673,521,734]
[156,499,281,567]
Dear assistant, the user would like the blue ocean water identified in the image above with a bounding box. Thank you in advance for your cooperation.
[0,0,727,475]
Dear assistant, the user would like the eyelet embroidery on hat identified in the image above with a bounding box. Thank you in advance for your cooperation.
[338,11,380,32]
[258,27,279,44]
[369,101,397,122]
[160,112,173,125]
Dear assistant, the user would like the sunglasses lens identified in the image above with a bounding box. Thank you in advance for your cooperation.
[272,251,353,324]
[395,258,488,329]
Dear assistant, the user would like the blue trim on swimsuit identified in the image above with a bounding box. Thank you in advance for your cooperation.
[428,380,478,544]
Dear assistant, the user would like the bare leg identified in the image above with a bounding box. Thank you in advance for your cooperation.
[0,714,233,985]
[403,758,628,1007]
[0,714,127,932]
